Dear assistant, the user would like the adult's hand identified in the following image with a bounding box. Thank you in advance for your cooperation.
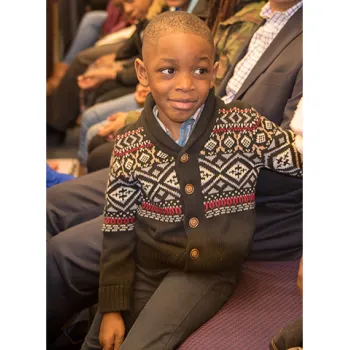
[94,53,117,68]
[77,67,118,90]
[98,112,128,138]
[134,84,150,106]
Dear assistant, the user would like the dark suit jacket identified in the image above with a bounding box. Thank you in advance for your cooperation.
[217,7,303,260]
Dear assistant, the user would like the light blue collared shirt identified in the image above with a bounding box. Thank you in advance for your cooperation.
[153,105,204,147]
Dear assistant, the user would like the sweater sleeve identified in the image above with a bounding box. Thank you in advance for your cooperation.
[99,147,141,313]
[254,110,303,178]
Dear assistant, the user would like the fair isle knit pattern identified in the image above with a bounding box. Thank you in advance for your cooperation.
[99,91,302,312]
[104,126,183,230]
[103,105,301,230]
[200,106,301,218]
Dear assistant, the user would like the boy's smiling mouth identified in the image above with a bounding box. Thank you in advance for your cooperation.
[168,99,198,110]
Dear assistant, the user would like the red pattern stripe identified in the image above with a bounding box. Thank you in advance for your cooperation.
[141,202,182,215]
[104,217,135,225]
[115,127,144,140]
[113,142,153,156]
[204,194,255,212]
[213,117,260,133]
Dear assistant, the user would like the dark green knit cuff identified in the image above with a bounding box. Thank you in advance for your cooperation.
[99,284,132,313]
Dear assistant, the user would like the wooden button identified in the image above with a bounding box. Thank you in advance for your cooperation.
[190,248,200,259]
[185,184,194,195]
[189,217,199,228]
[180,153,189,163]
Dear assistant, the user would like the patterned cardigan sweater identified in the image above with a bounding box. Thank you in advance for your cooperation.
[99,89,302,312]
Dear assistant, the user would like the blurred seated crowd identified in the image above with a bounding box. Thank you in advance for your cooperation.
[46,0,303,349]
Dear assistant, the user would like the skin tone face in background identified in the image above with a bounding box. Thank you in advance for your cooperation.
[123,0,154,23]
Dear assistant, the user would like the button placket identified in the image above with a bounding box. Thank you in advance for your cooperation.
[189,217,199,228]
[185,184,194,195]
[180,153,189,163]
[190,248,199,259]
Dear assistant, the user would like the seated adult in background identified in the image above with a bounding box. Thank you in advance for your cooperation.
[46,0,209,145]
[46,0,158,145]
[47,0,128,96]
[78,0,265,168]
[76,0,210,113]
[47,0,302,344]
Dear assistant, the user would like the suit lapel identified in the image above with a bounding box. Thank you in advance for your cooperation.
[234,7,303,100]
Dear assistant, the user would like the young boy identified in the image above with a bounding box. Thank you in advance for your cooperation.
[82,11,302,350]
[77,0,210,169]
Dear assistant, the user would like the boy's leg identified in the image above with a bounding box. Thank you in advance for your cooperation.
[82,268,237,350]
[81,265,171,350]
[120,270,236,349]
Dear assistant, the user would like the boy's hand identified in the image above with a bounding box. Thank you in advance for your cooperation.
[99,312,125,350]
[77,67,118,90]
[98,112,128,138]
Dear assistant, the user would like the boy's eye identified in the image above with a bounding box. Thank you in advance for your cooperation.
[161,68,175,75]
[194,68,208,75]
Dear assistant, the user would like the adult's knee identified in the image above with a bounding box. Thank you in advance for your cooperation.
[81,106,99,131]
[47,228,101,342]
[47,217,103,294]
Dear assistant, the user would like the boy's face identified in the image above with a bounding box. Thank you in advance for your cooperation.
[123,0,153,23]
[136,32,218,126]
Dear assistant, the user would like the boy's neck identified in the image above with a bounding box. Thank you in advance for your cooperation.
[157,113,182,141]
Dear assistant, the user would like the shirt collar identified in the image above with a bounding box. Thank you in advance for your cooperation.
[153,104,204,143]
[260,1,303,20]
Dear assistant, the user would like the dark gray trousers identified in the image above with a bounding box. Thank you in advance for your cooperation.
[81,266,236,350]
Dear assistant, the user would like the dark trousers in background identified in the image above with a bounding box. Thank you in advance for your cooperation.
[47,42,132,133]
[87,138,114,173]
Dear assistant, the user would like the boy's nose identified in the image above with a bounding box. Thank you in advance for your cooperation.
[176,73,194,92]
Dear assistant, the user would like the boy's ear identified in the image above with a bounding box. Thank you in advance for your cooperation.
[210,61,220,88]
[134,58,149,87]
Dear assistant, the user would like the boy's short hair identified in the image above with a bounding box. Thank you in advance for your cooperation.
[142,11,214,57]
